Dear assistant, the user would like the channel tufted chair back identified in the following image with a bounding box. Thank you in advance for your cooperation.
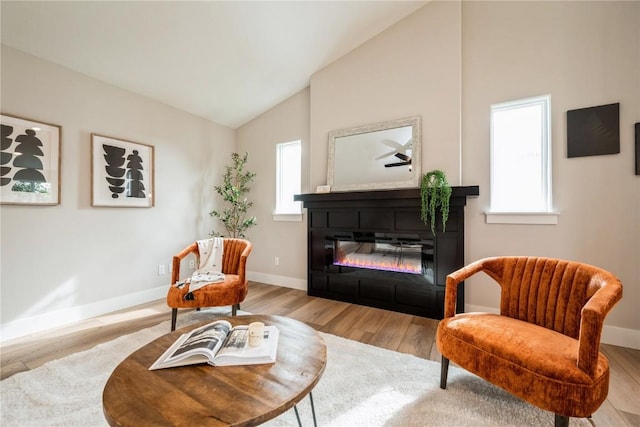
[491,257,614,338]
[219,238,251,277]
[437,256,622,427]
[167,238,252,331]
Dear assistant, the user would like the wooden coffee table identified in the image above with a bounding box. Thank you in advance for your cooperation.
[103,314,327,427]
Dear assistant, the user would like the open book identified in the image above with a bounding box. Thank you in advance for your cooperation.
[149,320,279,370]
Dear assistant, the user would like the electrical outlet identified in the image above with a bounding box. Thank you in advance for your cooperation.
[189,259,195,269]
[158,264,166,275]
[274,257,279,266]
[168,263,172,273]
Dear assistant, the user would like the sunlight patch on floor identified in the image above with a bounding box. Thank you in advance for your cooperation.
[96,307,165,325]
[325,387,414,427]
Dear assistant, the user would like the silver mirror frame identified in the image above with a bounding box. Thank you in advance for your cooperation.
[327,116,421,192]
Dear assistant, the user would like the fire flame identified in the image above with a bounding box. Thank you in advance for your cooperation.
[334,256,421,275]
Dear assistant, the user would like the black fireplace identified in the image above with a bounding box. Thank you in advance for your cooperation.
[295,187,479,319]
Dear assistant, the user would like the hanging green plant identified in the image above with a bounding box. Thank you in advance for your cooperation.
[420,170,452,235]
[209,152,257,238]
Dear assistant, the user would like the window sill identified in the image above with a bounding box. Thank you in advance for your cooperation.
[485,212,559,225]
[272,213,303,222]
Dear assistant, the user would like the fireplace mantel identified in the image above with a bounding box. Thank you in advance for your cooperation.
[294,186,479,205]
[295,186,479,319]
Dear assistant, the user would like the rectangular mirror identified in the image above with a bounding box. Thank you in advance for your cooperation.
[327,116,421,192]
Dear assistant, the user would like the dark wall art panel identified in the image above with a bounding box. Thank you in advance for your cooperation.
[636,123,640,175]
[567,103,620,158]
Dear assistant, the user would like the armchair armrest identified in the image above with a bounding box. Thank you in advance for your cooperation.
[577,278,622,377]
[237,241,252,284]
[170,243,198,286]
[443,259,493,318]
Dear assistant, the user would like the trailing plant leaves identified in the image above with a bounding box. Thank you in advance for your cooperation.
[420,170,452,235]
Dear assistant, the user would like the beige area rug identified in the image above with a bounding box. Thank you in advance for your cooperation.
[1,309,590,427]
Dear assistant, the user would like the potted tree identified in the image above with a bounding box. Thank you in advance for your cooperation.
[210,152,257,238]
[420,170,452,235]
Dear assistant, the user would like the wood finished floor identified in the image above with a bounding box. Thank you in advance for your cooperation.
[1,281,638,426]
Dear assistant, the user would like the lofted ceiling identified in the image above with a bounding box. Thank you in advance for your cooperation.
[1,1,428,129]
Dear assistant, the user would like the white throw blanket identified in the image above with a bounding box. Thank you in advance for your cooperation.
[197,237,224,272]
[180,238,225,298]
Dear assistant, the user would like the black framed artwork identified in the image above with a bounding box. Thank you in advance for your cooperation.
[567,103,620,158]
[636,123,640,175]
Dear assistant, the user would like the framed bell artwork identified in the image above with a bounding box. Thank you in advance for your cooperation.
[1,114,61,205]
[91,134,155,207]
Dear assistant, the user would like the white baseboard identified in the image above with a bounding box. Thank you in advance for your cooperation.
[247,271,306,291]
[465,304,640,350]
[601,324,640,350]
[0,285,167,343]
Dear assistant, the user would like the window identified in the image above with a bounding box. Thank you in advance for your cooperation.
[274,140,302,220]
[488,95,557,224]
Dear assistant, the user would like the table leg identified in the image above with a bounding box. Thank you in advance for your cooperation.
[293,405,302,427]
[309,392,317,427]
[293,392,317,427]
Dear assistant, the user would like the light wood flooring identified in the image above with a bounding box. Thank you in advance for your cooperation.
[1,281,638,426]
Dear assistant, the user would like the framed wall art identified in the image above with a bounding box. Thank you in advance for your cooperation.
[91,134,154,207]
[1,114,61,205]
[567,103,620,158]
[635,123,640,175]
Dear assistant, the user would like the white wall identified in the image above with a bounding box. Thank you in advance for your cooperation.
[238,1,639,348]
[461,1,640,346]
[236,0,462,292]
[0,46,236,341]
[310,1,463,188]
[236,88,310,290]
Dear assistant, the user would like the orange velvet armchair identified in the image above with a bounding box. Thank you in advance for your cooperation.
[436,256,622,427]
[167,238,253,331]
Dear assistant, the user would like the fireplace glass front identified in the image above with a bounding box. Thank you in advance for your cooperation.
[329,233,434,282]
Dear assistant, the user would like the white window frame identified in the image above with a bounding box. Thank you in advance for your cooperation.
[273,140,302,221]
[487,95,558,225]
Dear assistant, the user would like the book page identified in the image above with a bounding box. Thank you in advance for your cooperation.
[171,321,231,358]
[214,326,279,365]
[219,327,249,351]
[149,320,233,370]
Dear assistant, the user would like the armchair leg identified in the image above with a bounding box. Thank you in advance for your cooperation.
[171,309,178,332]
[440,356,449,389]
[232,304,238,316]
[554,414,569,427]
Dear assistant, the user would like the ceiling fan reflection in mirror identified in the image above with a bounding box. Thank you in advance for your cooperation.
[384,152,412,168]
[377,138,412,168]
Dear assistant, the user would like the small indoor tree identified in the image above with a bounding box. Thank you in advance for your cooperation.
[210,152,257,238]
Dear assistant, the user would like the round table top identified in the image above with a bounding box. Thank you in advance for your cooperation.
[102,314,327,427]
